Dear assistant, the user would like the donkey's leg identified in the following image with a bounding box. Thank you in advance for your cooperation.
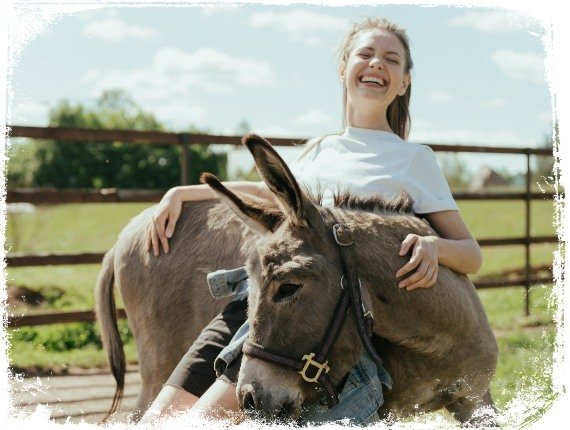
[445,390,499,427]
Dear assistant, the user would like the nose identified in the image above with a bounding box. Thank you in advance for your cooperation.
[239,383,260,415]
[238,382,303,422]
[369,56,384,69]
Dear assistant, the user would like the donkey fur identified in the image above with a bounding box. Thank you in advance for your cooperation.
[96,134,498,425]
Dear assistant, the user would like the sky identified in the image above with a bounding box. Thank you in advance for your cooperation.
[6,2,554,177]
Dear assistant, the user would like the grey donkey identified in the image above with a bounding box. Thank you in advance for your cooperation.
[96,134,498,425]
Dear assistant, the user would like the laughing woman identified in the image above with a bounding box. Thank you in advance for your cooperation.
[140,17,482,425]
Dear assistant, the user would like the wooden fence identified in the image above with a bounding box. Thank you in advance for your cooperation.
[5,125,558,328]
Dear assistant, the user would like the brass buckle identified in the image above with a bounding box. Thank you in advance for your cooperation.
[299,352,330,383]
[333,223,353,246]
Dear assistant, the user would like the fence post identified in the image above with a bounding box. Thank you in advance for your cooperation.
[525,150,531,316]
[180,133,190,185]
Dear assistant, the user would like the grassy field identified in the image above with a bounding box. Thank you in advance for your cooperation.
[4,199,561,422]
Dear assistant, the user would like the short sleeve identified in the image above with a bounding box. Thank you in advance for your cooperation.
[403,145,459,214]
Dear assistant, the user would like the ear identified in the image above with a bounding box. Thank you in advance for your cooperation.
[200,173,282,234]
[242,134,318,227]
[398,74,411,96]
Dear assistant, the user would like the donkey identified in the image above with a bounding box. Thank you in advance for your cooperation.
[199,135,499,424]
[96,134,498,425]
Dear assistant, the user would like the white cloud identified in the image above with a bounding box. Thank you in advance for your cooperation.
[294,109,334,127]
[81,47,276,101]
[151,102,208,131]
[8,99,50,126]
[428,91,453,103]
[83,17,155,41]
[449,10,538,33]
[478,97,508,108]
[491,49,545,83]
[249,10,345,46]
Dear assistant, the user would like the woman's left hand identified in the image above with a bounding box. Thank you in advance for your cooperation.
[396,234,439,291]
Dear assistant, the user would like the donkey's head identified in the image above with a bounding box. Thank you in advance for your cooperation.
[202,135,365,421]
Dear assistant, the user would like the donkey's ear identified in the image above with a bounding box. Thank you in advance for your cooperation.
[200,173,282,234]
[242,134,315,227]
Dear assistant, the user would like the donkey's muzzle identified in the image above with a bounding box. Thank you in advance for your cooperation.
[238,382,303,422]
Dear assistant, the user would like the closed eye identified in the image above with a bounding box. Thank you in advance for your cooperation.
[273,283,302,303]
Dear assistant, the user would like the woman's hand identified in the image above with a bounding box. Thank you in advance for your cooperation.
[396,234,439,291]
[146,188,183,257]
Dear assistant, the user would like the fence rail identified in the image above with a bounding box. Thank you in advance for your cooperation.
[5,188,558,204]
[4,235,558,268]
[6,125,558,323]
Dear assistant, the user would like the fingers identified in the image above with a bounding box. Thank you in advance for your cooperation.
[399,234,418,256]
[145,223,152,252]
[398,261,429,289]
[151,221,161,257]
[153,215,170,255]
[165,209,180,239]
[396,252,421,278]
[404,265,438,291]
[396,235,439,291]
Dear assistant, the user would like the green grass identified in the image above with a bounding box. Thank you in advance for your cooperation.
[4,199,561,423]
[6,203,153,253]
[458,200,557,239]
[480,286,556,408]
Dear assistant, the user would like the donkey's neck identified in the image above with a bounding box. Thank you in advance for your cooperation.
[340,211,479,358]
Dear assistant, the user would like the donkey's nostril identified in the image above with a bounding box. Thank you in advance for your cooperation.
[243,391,256,411]
[240,383,259,412]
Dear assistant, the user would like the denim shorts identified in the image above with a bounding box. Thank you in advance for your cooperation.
[211,267,392,425]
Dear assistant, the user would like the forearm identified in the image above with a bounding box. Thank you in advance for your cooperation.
[169,181,268,202]
[435,237,482,275]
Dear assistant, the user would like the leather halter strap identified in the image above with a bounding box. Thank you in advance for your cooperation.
[242,216,379,408]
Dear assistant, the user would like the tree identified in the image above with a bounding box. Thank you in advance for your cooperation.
[7,89,226,188]
[436,153,473,191]
[532,122,557,189]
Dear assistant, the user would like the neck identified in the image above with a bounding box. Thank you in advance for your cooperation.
[345,99,392,132]
[346,213,466,357]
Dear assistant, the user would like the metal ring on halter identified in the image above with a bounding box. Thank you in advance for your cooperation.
[340,274,361,290]
[333,223,354,246]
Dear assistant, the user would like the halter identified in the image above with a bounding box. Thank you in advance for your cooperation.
[242,218,383,408]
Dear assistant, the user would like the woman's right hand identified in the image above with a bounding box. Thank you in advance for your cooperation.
[146,188,183,256]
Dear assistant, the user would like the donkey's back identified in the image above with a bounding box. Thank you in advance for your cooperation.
[95,199,251,420]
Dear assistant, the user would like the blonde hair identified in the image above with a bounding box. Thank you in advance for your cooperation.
[339,17,413,140]
[297,17,413,161]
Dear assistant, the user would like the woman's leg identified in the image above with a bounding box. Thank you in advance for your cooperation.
[139,297,248,423]
[191,379,243,421]
[139,386,198,423]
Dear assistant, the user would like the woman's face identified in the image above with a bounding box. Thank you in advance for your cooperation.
[341,29,410,110]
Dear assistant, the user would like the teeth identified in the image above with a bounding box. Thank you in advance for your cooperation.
[360,76,385,86]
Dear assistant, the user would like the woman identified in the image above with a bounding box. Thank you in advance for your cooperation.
[141,17,482,425]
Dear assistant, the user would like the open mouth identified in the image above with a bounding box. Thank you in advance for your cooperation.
[359,75,386,87]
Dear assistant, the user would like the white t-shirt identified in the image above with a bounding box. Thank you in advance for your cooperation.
[289,126,458,214]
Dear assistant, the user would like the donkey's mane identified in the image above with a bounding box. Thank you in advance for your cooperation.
[307,187,415,216]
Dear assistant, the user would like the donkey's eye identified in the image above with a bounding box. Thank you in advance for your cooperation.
[273,283,302,302]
